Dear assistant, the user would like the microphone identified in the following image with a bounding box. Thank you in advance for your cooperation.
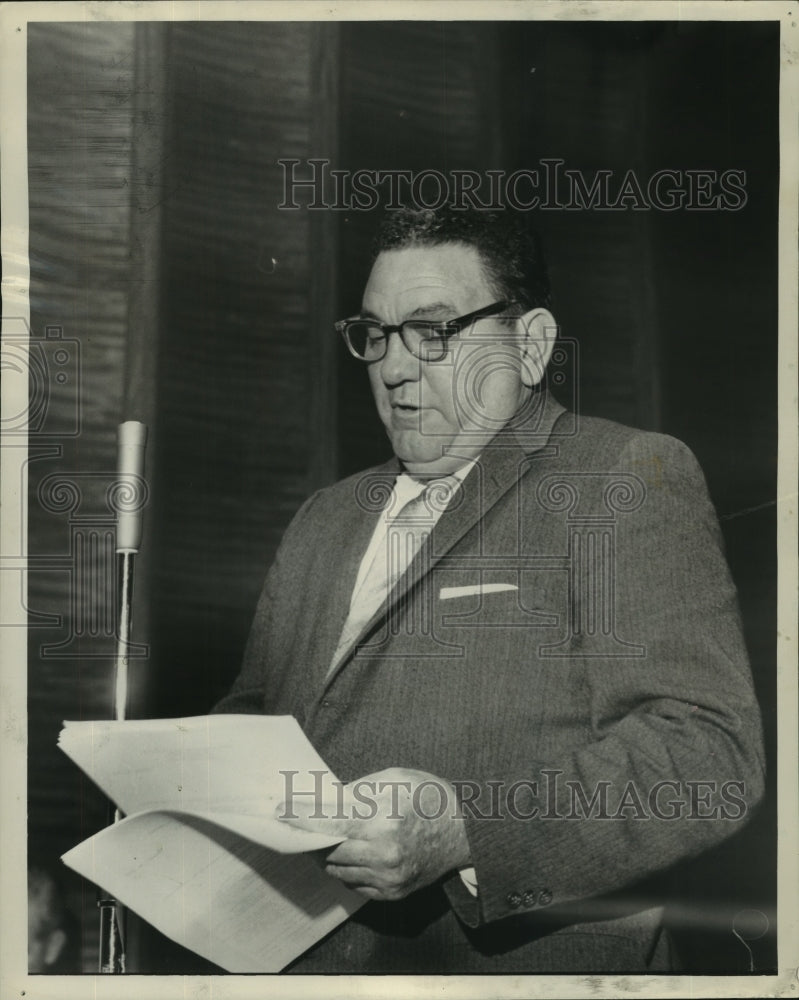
[100,420,149,974]
[115,421,148,554]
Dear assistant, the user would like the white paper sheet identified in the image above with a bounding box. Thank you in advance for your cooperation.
[58,714,365,971]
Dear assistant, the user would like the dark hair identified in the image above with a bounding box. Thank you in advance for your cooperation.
[372,207,552,312]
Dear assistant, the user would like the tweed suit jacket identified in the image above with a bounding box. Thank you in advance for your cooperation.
[214,391,765,974]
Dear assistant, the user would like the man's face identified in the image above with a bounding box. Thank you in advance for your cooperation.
[363,243,527,477]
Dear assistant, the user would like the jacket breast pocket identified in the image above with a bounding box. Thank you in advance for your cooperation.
[432,567,567,631]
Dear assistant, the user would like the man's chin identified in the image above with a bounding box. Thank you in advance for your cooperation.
[390,430,447,466]
[390,434,481,477]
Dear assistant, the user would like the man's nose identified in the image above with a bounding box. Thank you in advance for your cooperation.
[379,329,420,385]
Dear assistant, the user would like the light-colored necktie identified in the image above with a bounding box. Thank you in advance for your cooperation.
[327,476,457,676]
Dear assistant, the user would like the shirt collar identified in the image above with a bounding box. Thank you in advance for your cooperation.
[390,458,477,516]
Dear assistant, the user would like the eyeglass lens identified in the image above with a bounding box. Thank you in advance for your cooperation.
[346,322,448,362]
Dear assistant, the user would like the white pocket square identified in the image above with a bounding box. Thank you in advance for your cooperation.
[439,583,518,600]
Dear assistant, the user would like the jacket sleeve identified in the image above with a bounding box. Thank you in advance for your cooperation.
[445,431,765,927]
[211,490,322,715]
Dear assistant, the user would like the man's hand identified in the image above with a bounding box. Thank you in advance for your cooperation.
[276,767,471,901]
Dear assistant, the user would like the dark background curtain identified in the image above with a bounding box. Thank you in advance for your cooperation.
[26,19,778,974]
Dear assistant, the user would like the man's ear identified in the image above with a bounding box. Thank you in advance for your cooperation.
[517,308,558,388]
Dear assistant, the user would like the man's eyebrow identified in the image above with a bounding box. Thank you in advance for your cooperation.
[358,302,457,322]
[407,302,456,319]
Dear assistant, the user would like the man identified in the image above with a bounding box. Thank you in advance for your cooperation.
[214,207,764,973]
[28,864,80,974]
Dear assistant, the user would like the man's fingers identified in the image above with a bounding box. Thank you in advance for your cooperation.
[324,863,401,896]
[352,886,384,901]
[324,838,384,867]
[274,801,353,837]
[324,863,376,885]
[324,864,408,902]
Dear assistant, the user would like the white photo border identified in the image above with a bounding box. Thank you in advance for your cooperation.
[1,2,796,997]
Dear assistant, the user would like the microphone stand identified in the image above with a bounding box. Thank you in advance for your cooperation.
[98,421,147,974]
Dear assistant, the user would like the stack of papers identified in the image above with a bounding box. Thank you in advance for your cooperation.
[59,714,364,972]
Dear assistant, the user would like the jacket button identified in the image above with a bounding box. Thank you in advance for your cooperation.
[522,889,537,907]
[506,891,522,909]
[538,888,553,906]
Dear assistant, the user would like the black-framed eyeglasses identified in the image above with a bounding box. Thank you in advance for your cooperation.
[335,300,513,363]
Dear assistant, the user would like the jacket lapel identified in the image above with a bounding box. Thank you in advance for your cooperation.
[397,391,565,599]
[307,459,397,688]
